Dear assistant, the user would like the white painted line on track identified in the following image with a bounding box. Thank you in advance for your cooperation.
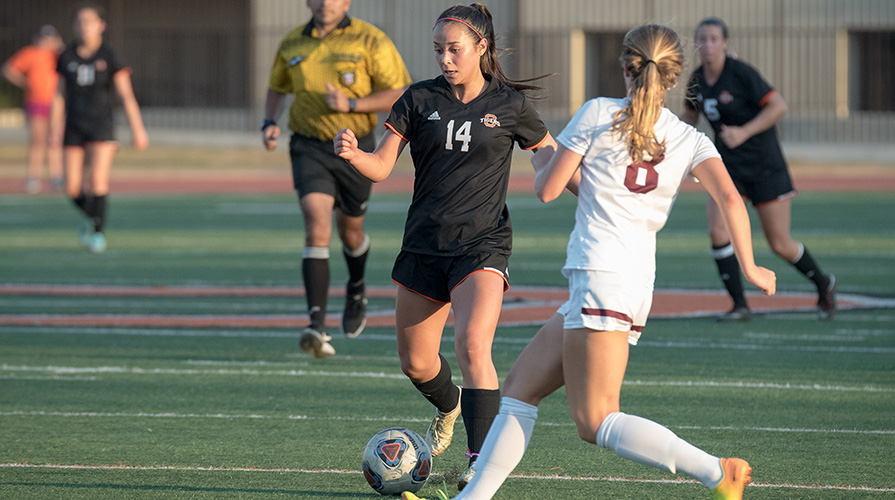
[1,463,892,493]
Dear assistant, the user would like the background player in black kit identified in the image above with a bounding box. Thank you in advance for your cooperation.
[56,3,148,254]
[682,17,836,321]
[335,3,553,490]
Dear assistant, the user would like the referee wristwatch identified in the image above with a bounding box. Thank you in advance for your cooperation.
[348,98,357,113]
[261,119,277,132]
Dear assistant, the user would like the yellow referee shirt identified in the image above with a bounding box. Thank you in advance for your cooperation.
[269,16,411,142]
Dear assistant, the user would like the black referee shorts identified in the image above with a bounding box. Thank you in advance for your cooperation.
[289,132,375,217]
[392,250,510,303]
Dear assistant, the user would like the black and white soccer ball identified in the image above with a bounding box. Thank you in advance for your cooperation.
[362,427,432,495]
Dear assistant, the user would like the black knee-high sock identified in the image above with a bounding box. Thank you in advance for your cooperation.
[344,234,370,293]
[91,195,107,233]
[72,193,92,217]
[411,354,460,414]
[712,243,747,308]
[302,249,330,329]
[791,244,829,290]
[461,388,501,464]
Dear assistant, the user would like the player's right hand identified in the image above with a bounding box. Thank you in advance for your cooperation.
[263,125,280,151]
[334,128,358,161]
[744,265,776,296]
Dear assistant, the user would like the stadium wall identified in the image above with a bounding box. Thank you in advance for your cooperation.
[1,0,892,144]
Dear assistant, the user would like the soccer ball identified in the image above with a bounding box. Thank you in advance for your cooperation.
[362,427,432,495]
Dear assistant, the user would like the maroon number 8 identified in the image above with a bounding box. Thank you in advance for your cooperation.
[624,155,663,193]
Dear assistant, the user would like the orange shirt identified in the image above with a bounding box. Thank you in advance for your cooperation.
[6,45,59,105]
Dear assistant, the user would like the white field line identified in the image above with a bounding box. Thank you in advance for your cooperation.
[1,462,893,493]
[2,363,893,393]
[3,326,895,355]
[1,410,892,436]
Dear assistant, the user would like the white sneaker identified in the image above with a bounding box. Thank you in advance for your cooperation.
[88,232,106,254]
[299,325,335,358]
[426,387,461,457]
[78,218,93,246]
[25,178,41,194]
[458,460,476,491]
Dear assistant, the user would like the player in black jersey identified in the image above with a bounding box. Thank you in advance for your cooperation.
[335,3,552,491]
[682,17,836,321]
[55,3,148,254]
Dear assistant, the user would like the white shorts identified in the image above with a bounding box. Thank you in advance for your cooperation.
[557,269,653,345]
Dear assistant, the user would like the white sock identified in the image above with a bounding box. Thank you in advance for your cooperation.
[596,412,724,489]
[454,397,538,500]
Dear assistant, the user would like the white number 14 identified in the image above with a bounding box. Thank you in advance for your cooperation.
[445,119,472,152]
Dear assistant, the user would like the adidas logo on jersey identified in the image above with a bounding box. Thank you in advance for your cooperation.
[427,111,441,121]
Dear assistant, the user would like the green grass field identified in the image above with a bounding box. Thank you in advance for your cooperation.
[1,188,894,499]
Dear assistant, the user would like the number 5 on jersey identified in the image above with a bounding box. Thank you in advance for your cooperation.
[445,119,472,152]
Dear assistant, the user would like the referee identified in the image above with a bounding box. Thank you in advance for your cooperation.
[262,0,410,358]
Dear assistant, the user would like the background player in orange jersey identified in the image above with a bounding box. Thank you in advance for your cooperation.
[3,25,65,193]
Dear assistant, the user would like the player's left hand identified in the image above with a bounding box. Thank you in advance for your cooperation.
[325,83,349,113]
[719,124,748,149]
[132,127,149,151]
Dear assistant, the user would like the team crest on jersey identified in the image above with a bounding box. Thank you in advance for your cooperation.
[94,59,107,72]
[288,55,303,66]
[480,114,500,128]
[342,72,356,86]
[719,90,733,105]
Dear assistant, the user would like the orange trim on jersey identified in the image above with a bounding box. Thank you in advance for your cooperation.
[450,268,509,295]
[391,279,449,304]
[523,132,551,151]
[759,89,776,107]
[384,123,408,142]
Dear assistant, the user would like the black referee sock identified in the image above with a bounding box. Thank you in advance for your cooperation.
[302,248,330,329]
[344,233,370,293]
[712,243,748,309]
[412,354,460,414]
[91,195,107,233]
[791,244,829,290]
[461,388,501,465]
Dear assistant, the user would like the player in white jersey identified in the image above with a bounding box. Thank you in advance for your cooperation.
[403,24,776,500]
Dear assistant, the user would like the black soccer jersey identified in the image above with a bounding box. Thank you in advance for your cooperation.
[685,57,787,180]
[386,75,548,256]
[57,43,123,130]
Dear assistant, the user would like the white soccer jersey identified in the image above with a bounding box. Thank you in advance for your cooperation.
[556,97,720,279]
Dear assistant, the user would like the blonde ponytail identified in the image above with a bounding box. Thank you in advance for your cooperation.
[612,25,684,164]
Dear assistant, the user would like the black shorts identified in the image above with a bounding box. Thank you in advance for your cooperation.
[290,132,374,217]
[392,250,510,303]
[729,167,796,206]
[64,117,115,146]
